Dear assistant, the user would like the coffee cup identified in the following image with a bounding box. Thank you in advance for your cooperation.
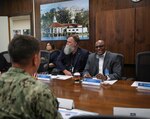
[73,72,80,82]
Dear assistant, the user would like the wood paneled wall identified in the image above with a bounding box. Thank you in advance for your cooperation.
[0,0,150,77]
[0,0,33,16]
[135,7,150,54]
[96,8,135,64]
[0,0,33,39]
[96,0,150,65]
[95,0,150,77]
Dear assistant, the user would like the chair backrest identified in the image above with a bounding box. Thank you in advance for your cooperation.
[136,51,150,82]
[1,51,11,63]
[117,53,124,77]
[0,51,11,72]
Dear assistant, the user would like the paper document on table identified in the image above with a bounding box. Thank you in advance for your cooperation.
[59,108,78,119]
[51,75,72,80]
[114,107,150,118]
[57,75,73,80]
[102,80,117,85]
[50,75,58,79]
[59,108,98,119]
[57,98,74,109]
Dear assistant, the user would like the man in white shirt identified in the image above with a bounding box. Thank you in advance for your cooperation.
[83,40,123,81]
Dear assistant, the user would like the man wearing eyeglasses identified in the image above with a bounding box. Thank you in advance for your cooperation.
[83,40,123,81]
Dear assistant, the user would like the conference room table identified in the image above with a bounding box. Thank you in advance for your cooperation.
[44,77,150,116]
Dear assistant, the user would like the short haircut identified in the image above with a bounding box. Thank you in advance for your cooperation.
[67,34,80,43]
[8,35,40,66]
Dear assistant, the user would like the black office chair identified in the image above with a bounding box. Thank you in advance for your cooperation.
[117,54,124,75]
[0,51,11,72]
[1,51,11,64]
[136,51,150,82]
[116,53,126,80]
[37,50,50,73]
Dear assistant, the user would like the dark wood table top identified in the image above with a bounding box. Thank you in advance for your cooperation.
[46,78,150,116]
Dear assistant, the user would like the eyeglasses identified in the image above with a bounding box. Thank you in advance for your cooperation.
[95,45,104,48]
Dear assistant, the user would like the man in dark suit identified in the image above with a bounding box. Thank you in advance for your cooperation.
[56,34,89,76]
[83,40,123,80]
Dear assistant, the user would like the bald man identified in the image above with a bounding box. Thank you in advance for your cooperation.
[83,40,123,81]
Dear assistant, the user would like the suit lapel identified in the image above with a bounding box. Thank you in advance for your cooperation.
[103,52,109,71]
[73,49,80,68]
[96,57,99,74]
[94,53,99,74]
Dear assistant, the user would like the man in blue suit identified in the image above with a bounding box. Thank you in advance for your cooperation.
[56,34,89,76]
[83,40,123,80]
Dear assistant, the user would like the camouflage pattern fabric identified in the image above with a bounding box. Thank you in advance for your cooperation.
[0,67,62,119]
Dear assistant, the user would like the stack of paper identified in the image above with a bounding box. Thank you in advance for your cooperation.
[82,78,101,86]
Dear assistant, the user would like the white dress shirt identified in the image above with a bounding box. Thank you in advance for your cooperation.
[96,52,106,74]
[96,52,110,80]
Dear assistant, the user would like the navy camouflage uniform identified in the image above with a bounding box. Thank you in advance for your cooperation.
[0,67,62,119]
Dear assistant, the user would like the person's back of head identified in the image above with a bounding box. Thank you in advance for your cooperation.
[9,35,40,67]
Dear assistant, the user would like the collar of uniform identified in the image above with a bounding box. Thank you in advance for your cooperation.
[8,67,29,75]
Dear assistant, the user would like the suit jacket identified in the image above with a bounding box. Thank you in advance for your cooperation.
[56,47,89,75]
[83,51,123,80]
[49,50,60,65]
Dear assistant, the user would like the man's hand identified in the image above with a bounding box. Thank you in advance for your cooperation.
[96,73,107,81]
[83,73,92,78]
[63,69,72,76]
